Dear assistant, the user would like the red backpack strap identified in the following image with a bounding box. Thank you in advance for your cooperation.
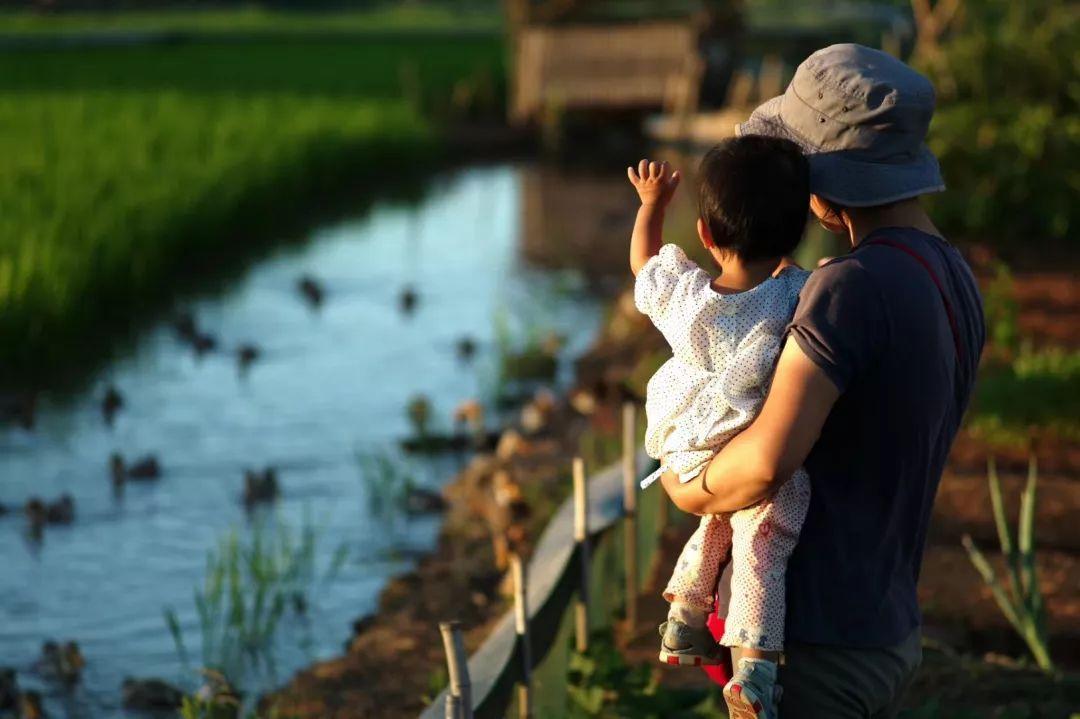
[861,237,965,364]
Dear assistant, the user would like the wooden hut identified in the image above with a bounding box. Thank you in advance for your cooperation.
[506,0,740,125]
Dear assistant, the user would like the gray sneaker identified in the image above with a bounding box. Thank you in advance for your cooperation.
[657,619,724,667]
[723,657,779,719]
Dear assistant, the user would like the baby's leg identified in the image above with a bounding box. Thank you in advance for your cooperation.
[663,513,734,627]
[720,469,810,718]
[722,468,811,653]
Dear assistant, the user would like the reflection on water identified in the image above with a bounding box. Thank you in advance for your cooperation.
[0,164,618,717]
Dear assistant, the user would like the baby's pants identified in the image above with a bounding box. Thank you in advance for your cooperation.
[663,468,811,652]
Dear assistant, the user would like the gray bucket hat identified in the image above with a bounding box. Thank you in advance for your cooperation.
[737,43,945,207]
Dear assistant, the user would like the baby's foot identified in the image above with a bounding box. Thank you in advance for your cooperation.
[657,619,724,666]
[723,657,779,719]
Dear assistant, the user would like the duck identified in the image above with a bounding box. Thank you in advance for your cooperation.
[0,392,36,430]
[122,677,183,711]
[243,468,279,507]
[173,312,198,343]
[406,395,432,438]
[45,495,74,525]
[20,690,44,719]
[0,666,18,712]
[488,470,530,570]
[452,399,485,434]
[22,495,75,529]
[24,499,46,537]
[236,344,260,371]
[298,275,324,307]
[109,454,126,489]
[110,453,162,486]
[520,388,557,435]
[195,669,241,719]
[456,336,478,362]
[0,501,8,517]
[399,286,418,314]
[102,385,124,424]
[36,640,84,684]
[404,486,448,515]
[192,332,217,356]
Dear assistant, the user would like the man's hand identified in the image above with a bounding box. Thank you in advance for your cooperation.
[660,339,840,515]
[628,159,680,208]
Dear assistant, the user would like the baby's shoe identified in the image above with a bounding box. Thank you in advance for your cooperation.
[723,657,779,719]
[657,619,724,666]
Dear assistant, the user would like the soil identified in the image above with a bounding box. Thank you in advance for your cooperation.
[265,264,1080,718]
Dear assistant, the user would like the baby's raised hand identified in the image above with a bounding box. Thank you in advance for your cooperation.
[628,159,681,209]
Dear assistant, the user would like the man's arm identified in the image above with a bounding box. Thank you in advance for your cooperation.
[660,339,840,515]
[628,159,680,275]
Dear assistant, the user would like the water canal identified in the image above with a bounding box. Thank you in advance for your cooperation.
[0,162,623,717]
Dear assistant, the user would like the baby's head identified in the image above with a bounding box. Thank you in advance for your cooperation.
[697,136,809,267]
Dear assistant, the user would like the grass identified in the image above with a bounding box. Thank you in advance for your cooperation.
[354,451,419,519]
[967,345,1080,446]
[0,33,504,387]
[164,516,348,690]
[564,634,723,718]
[0,5,501,35]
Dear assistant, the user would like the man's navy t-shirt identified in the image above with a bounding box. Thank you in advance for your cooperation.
[784,227,985,647]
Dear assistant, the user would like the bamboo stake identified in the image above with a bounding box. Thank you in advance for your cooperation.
[621,403,639,630]
[511,554,532,719]
[573,456,590,653]
[439,621,472,719]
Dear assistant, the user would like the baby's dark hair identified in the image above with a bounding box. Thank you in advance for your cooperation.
[697,136,809,262]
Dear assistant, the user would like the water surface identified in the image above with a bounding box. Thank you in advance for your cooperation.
[0,164,613,717]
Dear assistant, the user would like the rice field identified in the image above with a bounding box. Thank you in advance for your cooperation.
[0,32,504,385]
[0,5,500,35]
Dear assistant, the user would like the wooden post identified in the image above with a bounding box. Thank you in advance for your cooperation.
[621,403,639,631]
[511,554,532,719]
[573,456,590,654]
[439,621,472,719]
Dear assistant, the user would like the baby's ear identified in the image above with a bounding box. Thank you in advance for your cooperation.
[697,218,714,249]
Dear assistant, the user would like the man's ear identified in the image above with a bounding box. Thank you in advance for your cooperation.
[697,218,714,249]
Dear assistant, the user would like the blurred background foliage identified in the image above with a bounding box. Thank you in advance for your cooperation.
[0,0,1075,383]
[917,0,1079,254]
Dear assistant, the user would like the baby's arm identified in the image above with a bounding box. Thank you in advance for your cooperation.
[627,159,681,276]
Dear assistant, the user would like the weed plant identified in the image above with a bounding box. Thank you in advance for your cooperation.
[164,516,348,689]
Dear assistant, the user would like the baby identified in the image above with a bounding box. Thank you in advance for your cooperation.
[628,136,812,719]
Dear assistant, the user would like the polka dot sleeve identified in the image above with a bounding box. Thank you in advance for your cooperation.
[634,245,725,368]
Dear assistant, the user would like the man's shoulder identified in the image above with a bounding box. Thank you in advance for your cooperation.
[801,254,880,301]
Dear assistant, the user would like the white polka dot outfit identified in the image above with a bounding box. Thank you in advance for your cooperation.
[634,244,812,652]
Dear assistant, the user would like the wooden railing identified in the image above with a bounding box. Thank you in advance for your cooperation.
[422,404,666,719]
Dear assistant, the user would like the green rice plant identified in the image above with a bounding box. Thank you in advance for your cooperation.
[0,34,504,387]
[961,457,1055,672]
[0,6,500,35]
[163,516,348,688]
[406,395,434,439]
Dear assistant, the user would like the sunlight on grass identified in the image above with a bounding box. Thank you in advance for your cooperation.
[968,345,1080,446]
[0,33,503,383]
